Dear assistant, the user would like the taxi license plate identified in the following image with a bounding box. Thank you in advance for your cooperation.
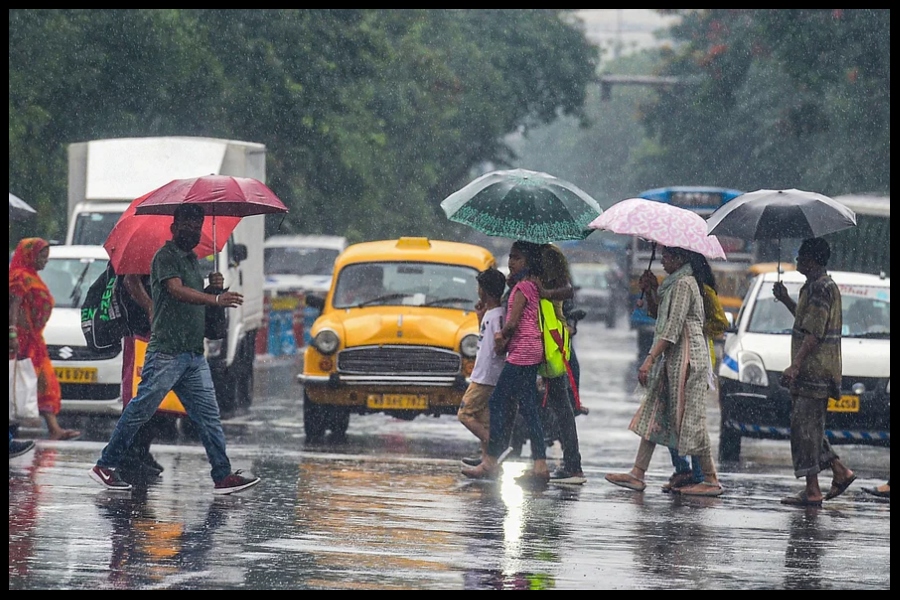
[367,394,428,410]
[827,395,860,413]
[54,367,98,384]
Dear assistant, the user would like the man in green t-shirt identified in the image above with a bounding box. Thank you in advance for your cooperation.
[90,204,260,495]
[774,237,856,507]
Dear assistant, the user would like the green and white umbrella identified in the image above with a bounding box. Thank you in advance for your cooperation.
[440,169,602,244]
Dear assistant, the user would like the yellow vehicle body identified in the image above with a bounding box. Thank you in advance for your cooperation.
[298,237,496,439]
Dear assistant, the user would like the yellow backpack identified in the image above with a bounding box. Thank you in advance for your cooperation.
[537,298,571,379]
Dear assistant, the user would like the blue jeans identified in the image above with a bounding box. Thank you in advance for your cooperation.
[487,362,545,461]
[98,351,231,482]
[669,447,703,483]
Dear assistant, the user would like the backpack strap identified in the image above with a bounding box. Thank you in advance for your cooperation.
[549,327,581,412]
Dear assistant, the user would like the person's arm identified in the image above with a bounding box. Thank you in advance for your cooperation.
[639,270,660,318]
[780,333,819,386]
[540,282,574,302]
[123,274,153,320]
[495,288,526,353]
[8,293,21,357]
[639,338,673,386]
[164,275,243,308]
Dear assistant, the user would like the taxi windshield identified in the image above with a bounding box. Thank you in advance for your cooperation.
[333,262,480,309]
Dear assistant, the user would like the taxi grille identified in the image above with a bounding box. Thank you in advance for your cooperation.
[338,346,461,375]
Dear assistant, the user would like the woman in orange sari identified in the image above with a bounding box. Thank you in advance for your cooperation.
[9,238,81,440]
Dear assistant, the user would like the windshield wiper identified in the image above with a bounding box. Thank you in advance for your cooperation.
[69,262,92,307]
[357,293,409,308]
[424,297,472,307]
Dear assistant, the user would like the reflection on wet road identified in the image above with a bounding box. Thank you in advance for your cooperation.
[9,321,890,589]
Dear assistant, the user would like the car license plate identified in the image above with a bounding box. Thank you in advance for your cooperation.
[367,394,428,410]
[54,367,98,384]
[827,395,860,413]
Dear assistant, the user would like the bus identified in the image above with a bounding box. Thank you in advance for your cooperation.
[827,194,890,277]
[627,186,750,358]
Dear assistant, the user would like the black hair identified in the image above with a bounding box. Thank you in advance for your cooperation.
[173,203,205,222]
[798,237,830,266]
[511,240,544,278]
[665,246,713,303]
[477,267,507,301]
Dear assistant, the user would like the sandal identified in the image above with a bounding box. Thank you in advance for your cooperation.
[48,429,82,441]
[781,491,823,507]
[604,472,646,492]
[675,481,724,497]
[661,471,696,493]
[824,474,857,500]
[461,464,498,481]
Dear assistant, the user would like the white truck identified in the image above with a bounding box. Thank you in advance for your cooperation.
[58,136,268,415]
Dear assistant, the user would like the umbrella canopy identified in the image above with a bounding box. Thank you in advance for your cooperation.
[133,175,289,217]
[440,169,602,244]
[104,191,242,275]
[9,192,37,221]
[706,188,857,240]
[588,197,727,260]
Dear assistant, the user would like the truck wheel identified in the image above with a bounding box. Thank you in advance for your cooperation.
[303,390,327,443]
[718,417,742,462]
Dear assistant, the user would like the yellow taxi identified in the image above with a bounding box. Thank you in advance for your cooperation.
[297,237,496,440]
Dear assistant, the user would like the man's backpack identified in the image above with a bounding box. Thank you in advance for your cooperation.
[80,265,150,352]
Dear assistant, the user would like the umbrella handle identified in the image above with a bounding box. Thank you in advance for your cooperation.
[638,242,657,302]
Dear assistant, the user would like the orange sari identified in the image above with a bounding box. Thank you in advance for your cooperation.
[9,238,62,415]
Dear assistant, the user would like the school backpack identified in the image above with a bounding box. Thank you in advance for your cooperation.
[80,265,150,352]
[537,298,581,411]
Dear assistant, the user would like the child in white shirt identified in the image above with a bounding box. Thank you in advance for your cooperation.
[457,267,508,466]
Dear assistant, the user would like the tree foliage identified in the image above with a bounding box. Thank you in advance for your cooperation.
[9,9,598,244]
[633,9,890,196]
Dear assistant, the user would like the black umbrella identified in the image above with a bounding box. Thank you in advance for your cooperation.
[706,188,857,278]
[9,192,37,221]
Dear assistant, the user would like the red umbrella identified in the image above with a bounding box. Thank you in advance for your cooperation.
[133,175,288,217]
[104,191,242,275]
[133,175,288,270]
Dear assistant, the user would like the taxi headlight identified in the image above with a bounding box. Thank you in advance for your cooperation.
[737,351,768,387]
[460,334,479,359]
[313,330,340,355]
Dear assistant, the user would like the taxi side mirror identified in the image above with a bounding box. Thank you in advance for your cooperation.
[305,294,325,311]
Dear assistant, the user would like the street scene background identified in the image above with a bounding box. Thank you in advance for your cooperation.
[10,319,890,590]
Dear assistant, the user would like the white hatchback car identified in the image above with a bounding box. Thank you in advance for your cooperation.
[42,245,123,416]
[717,269,890,461]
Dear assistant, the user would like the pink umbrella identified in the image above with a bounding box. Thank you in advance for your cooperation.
[588,197,726,261]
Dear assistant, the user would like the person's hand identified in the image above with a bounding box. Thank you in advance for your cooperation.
[772,281,789,304]
[638,270,658,293]
[780,363,799,388]
[208,272,225,289]
[216,291,243,308]
[638,354,654,387]
[494,331,508,354]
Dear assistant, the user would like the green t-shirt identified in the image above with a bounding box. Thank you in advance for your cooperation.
[147,240,207,355]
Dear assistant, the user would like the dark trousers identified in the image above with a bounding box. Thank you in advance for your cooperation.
[487,362,545,460]
[545,375,582,472]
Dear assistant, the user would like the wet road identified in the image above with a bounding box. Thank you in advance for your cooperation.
[10,320,890,589]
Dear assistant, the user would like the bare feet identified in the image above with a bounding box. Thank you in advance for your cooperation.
[48,429,81,441]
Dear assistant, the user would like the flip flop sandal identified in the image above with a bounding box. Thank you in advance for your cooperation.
[781,492,823,507]
[675,482,724,497]
[824,474,857,500]
[605,472,646,492]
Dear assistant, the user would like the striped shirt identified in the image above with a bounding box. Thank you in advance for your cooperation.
[506,279,543,366]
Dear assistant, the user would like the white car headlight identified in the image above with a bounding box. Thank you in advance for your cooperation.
[460,334,479,359]
[313,330,340,355]
[737,350,768,387]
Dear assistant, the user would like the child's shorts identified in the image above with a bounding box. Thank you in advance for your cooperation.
[457,382,493,430]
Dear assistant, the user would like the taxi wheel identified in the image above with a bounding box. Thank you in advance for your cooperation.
[303,391,327,442]
[718,414,742,462]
